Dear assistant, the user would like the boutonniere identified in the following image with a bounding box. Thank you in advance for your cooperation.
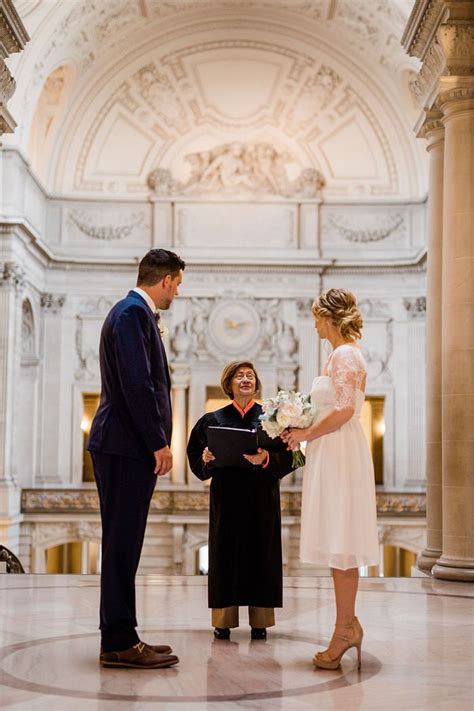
[154,312,168,338]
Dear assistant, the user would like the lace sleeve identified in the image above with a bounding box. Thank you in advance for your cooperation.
[329,346,365,411]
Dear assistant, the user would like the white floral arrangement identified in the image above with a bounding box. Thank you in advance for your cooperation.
[259,390,315,467]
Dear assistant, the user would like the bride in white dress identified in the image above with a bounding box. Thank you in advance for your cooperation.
[282,288,379,670]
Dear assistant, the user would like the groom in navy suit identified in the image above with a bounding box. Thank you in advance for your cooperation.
[88,249,185,669]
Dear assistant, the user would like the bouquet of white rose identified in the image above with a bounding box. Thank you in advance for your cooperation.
[259,390,315,468]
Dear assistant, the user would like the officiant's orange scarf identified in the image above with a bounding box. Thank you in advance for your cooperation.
[232,400,256,418]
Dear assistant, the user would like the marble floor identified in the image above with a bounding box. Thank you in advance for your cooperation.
[0,575,473,710]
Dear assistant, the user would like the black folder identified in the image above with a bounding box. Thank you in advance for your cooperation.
[207,426,258,469]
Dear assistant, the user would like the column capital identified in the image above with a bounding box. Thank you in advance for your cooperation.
[437,21,474,77]
[415,108,445,143]
[438,77,474,116]
[0,261,25,293]
[40,293,66,314]
[170,362,191,388]
[0,0,29,135]
[403,296,427,319]
[403,1,474,110]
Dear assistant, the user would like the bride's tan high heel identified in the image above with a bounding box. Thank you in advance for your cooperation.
[313,617,363,670]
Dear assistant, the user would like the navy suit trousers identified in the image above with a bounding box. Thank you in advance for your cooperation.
[92,451,157,652]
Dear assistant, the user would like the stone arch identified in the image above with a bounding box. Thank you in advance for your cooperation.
[29,521,102,573]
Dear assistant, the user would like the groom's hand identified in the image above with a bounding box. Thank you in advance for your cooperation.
[153,446,173,476]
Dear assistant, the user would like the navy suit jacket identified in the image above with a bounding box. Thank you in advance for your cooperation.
[88,290,172,460]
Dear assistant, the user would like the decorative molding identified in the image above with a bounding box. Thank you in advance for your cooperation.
[416,108,444,140]
[40,293,66,313]
[404,296,426,319]
[402,0,446,60]
[0,261,25,292]
[22,489,100,513]
[148,142,325,198]
[21,488,426,517]
[0,0,30,53]
[404,2,474,109]
[67,209,145,241]
[410,37,445,107]
[438,82,474,110]
[328,213,404,243]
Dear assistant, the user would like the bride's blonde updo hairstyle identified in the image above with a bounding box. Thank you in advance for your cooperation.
[312,288,364,340]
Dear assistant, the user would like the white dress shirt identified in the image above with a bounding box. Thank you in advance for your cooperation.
[133,287,156,316]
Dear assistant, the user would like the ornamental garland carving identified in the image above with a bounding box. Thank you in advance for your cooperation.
[148,142,325,198]
[328,213,404,243]
[68,209,145,241]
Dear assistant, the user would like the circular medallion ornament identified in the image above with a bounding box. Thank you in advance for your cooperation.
[207,300,261,355]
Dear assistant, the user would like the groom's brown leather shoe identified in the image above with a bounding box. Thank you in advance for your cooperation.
[100,642,172,656]
[100,641,179,668]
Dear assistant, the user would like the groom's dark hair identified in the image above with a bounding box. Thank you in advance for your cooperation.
[137,249,185,286]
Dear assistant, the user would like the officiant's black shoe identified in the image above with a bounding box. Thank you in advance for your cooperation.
[251,627,267,640]
[100,642,179,668]
[214,627,230,640]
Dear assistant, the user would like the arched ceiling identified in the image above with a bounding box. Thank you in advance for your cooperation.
[8,0,426,201]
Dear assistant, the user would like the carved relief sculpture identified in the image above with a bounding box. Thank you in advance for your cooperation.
[147,142,325,198]
[134,63,188,132]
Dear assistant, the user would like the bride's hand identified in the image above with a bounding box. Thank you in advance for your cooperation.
[282,428,306,450]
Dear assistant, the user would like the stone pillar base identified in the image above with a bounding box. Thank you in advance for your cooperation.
[432,558,474,583]
[417,547,442,574]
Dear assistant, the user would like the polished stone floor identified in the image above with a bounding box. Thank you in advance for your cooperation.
[0,574,473,710]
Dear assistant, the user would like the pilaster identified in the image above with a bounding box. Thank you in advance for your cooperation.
[37,292,67,484]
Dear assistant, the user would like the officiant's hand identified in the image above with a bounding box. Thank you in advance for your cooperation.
[243,447,269,466]
[281,428,307,450]
[154,446,173,476]
[202,447,216,464]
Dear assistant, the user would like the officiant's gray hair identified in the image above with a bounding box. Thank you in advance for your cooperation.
[220,360,262,399]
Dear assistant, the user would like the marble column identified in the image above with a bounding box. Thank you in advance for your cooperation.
[433,81,474,582]
[170,363,191,484]
[417,114,445,573]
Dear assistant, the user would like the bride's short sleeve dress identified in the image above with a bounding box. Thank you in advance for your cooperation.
[299,344,379,570]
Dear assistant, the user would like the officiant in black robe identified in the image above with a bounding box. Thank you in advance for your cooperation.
[186,360,295,640]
